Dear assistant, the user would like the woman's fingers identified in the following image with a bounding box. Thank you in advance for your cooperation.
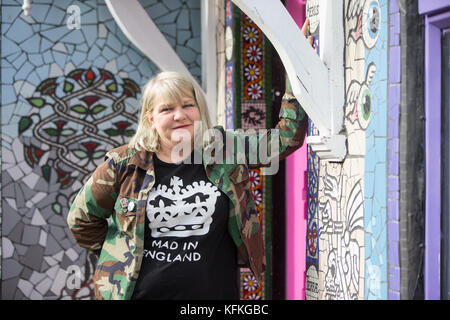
[302,18,314,48]
[301,18,310,37]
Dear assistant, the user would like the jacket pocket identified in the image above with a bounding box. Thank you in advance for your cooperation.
[228,164,249,184]
[114,195,138,237]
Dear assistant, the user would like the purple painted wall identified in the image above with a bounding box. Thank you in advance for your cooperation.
[388,0,401,300]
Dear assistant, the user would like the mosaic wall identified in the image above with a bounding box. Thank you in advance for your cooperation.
[239,7,269,301]
[305,0,390,300]
[138,0,202,85]
[0,0,203,299]
[223,0,273,300]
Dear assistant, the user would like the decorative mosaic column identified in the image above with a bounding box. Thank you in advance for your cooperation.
[225,0,273,300]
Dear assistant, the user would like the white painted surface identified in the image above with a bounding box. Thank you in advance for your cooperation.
[232,0,347,161]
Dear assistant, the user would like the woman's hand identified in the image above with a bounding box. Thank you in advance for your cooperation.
[302,18,315,47]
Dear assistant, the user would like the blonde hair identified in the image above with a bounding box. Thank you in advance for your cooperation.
[128,71,212,152]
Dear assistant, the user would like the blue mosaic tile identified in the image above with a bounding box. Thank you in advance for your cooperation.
[117,54,130,70]
[40,37,53,51]
[2,123,18,138]
[102,46,118,62]
[97,4,112,22]
[60,29,85,45]
[14,61,34,81]
[93,56,107,68]
[159,23,177,38]
[30,4,51,22]
[177,7,190,29]
[42,26,73,42]
[52,51,67,69]
[2,67,15,84]
[164,0,182,10]
[20,34,41,53]
[46,5,66,25]
[176,45,196,64]
[5,17,34,43]
[2,5,22,23]
[96,38,106,48]
[71,51,87,65]
[374,163,387,203]
[35,65,50,81]
[106,33,122,53]
[11,51,27,69]
[29,54,44,67]
[25,71,41,87]
[158,11,178,24]
[190,9,201,37]
[2,104,15,125]
[187,37,201,52]
[82,9,98,25]
[82,25,98,47]
[77,43,89,52]
[177,30,192,44]
[2,36,21,57]
[148,2,169,20]
[375,137,386,163]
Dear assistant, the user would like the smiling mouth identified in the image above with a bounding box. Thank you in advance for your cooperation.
[173,125,191,129]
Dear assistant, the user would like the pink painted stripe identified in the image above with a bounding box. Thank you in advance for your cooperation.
[286,0,307,301]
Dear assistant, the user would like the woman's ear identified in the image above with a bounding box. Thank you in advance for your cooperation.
[146,111,154,128]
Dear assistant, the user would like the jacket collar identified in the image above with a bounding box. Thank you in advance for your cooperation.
[128,148,154,171]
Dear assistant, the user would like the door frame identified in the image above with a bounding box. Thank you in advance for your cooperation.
[420,0,450,300]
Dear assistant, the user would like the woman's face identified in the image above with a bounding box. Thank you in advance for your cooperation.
[147,91,201,152]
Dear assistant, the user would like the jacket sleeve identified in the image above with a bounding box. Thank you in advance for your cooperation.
[226,94,308,169]
[67,157,119,255]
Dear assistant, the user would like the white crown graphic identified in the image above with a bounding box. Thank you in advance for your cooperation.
[146,176,221,237]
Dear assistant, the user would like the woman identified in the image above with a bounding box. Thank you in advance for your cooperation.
[68,21,312,301]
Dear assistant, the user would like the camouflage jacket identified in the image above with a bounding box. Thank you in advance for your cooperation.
[67,99,307,300]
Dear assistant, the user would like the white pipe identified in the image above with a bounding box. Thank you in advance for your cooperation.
[22,0,32,16]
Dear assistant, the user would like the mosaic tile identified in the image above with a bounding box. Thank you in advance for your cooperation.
[29,270,46,285]
[2,237,15,259]
[36,277,52,295]
[2,5,22,22]
[22,245,44,270]
[2,37,19,59]
[47,6,66,25]
[30,4,50,22]
[82,9,98,25]
[42,26,73,43]
[97,4,111,22]
[18,278,34,297]
[5,16,34,43]
[31,208,46,226]
[3,259,23,280]
[39,230,47,247]
[148,2,171,20]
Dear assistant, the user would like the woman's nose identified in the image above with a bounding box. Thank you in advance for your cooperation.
[173,107,186,120]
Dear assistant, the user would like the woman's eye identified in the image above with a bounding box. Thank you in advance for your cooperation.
[183,104,195,108]
[161,107,172,112]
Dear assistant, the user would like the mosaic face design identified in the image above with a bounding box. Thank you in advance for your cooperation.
[306,0,389,301]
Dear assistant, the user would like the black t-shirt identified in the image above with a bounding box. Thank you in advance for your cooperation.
[131,152,239,300]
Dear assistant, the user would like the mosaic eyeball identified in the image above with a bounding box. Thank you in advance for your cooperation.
[362,0,381,49]
[357,84,372,130]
